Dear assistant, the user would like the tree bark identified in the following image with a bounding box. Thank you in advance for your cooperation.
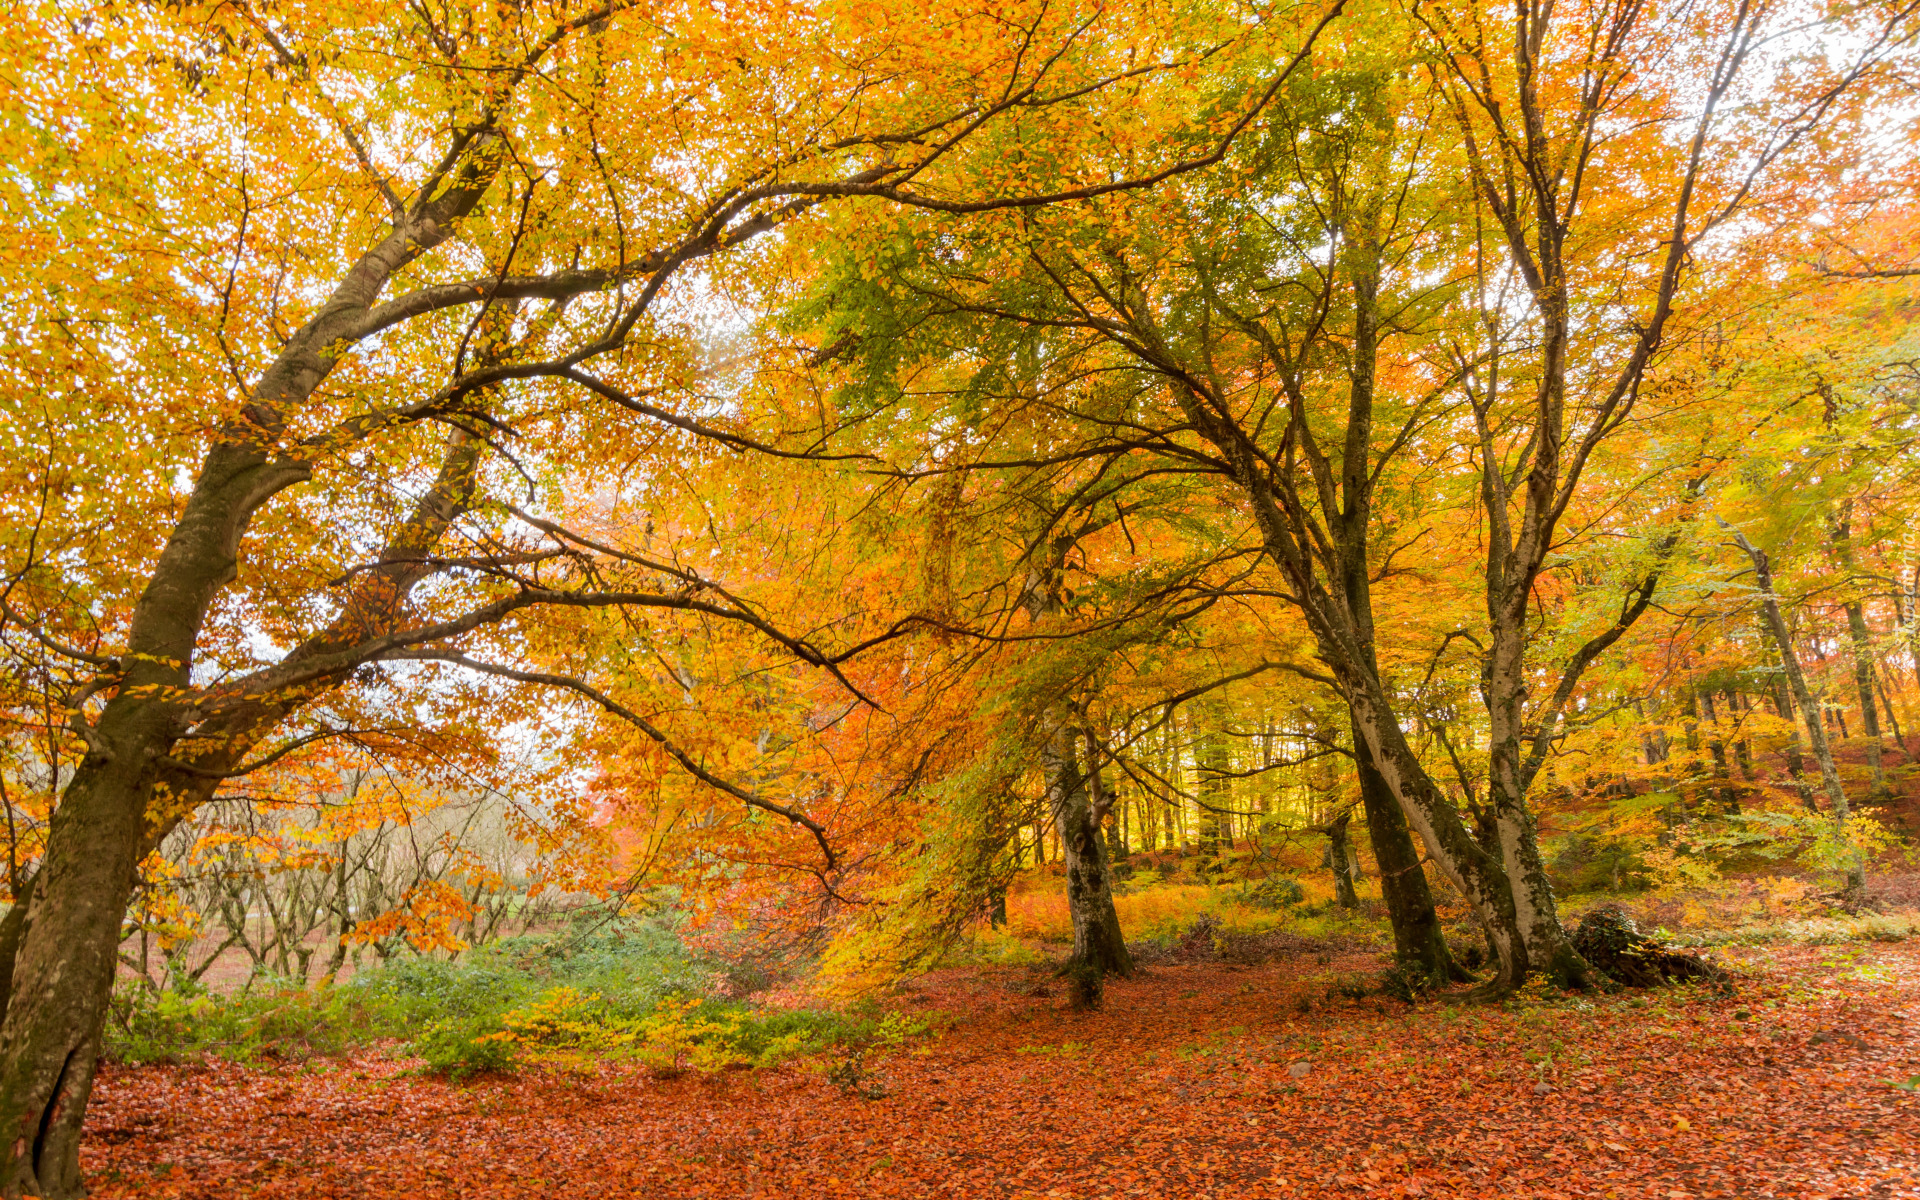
[1194,701,1233,879]
[1727,688,1756,783]
[1728,527,1865,893]
[1325,809,1360,909]
[0,171,503,1192]
[1352,724,1463,982]
[1697,690,1738,813]
[1046,728,1133,977]
[1843,600,1887,797]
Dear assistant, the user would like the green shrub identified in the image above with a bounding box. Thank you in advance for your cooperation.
[105,909,929,1078]
[107,982,362,1065]
[414,1016,518,1080]
[1239,877,1306,911]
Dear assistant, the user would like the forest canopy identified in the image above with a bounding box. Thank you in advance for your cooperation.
[0,0,1917,1195]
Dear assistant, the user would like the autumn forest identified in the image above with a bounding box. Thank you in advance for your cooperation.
[3,0,1920,1196]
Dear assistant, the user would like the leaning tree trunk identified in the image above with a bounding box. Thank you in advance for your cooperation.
[0,704,164,1198]
[1352,725,1464,983]
[1343,685,1529,993]
[1732,529,1866,894]
[1045,726,1133,979]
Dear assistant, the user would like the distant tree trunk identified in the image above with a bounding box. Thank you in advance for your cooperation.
[1762,624,1818,810]
[1874,671,1912,762]
[1728,527,1865,893]
[1637,699,1668,773]
[1103,796,1126,866]
[1843,600,1888,797]
[1325,809,1360,909]
[1727,689,1756,782]
[1697,690,1738,813]
[1194,700,1232,877]
[0,870,36,1016]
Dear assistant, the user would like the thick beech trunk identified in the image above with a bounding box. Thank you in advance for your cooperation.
[1352,725,1462,982]
[0,393,486,1199]
[1481,616,1596,990]
[1045,728,1133,978]
[0,707,162,1197]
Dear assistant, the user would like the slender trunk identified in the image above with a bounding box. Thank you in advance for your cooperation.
[1843,601,1887,797]
[1194,701,1232,877]
[1697,690,1737,813]
[1762,625,1817,809]
[1874,670,1912,762]
[1325,810,1360,909]
[1727,689,1756,782]
[1731,529,1864,892]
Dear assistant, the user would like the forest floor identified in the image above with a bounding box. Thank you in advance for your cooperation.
[83,937,1920,1199]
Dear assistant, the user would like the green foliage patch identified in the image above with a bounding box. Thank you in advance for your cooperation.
[107,911,920,1079]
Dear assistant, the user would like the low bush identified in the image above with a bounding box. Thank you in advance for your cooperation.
[1239,877,1306,911]
[106,909,925,1078]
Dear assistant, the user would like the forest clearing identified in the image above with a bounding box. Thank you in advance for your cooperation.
[5,0,1920,1196]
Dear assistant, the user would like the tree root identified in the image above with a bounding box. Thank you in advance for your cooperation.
[1570,905,1723,989]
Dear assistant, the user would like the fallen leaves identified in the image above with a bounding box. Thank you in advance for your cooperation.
[80,941,1920,1199]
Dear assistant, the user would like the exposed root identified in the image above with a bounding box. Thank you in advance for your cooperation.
[1570,905,1723,989]
[1062,960,1104,1011]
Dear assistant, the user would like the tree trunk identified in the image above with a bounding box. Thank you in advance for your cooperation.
[1352,723,1463,982]
[1697,690,1737,813]
[1727,689,1756,782]
[1047,728,1133,978]
[1193,701,1232,878]
[1344,691,1528,993]
[1761,623,1817,809]
[0,871,36,1018]
[1874,671,1912,762]
[1731,529,1865,893]
[1325,809,1360,909]
[0,721,160,1197]
[1843,600,1887,797]
[1482,617,1598,990]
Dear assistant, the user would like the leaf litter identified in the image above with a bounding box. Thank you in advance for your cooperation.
[83,941,1920,1198]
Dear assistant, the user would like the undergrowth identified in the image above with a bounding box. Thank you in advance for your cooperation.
[106,911,924,1079]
